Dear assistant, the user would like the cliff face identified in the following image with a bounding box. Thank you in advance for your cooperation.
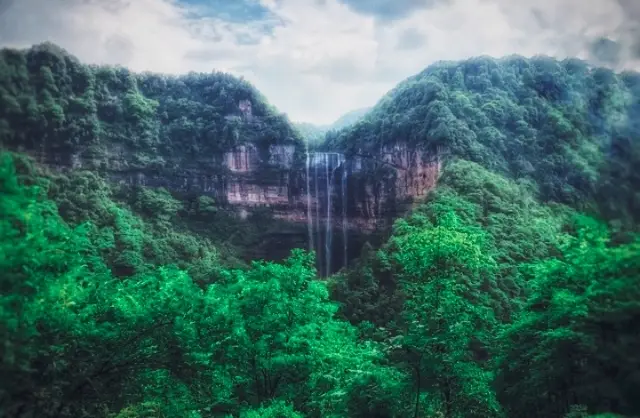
[0,43,443,274]
[346,143,442,227]
[21,128,441,256]
[33,138,440,228]
[211,141,441,228]
[0,43,442,223]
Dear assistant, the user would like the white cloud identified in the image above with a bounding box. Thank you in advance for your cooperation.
[0,0,638,124]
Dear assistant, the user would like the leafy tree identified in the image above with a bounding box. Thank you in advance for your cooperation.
[495,216,640,418]
[177,249,408,416]
[380,212,502,418]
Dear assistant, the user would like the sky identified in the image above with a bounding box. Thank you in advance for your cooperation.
[0,0,639,124]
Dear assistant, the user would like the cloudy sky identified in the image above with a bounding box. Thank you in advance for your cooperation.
[0,0,639,124]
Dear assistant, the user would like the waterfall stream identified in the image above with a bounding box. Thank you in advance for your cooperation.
[305,150,313,254]
[305,152,347,276]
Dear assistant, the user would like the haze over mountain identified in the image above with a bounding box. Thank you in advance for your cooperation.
[329,107,371,130]
[1,0,640,123]
[295,107,370,145]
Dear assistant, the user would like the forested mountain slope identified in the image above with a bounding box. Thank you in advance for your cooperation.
[0,42,302,170]
[329,55,640,418]
[0,43,311,265]
[0,152,409,418]
[327,55,640,226]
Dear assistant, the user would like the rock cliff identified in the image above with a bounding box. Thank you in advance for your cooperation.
[28,137,441,229]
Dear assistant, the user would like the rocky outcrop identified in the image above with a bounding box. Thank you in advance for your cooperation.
[27,139,441,227]
[20,136,440,275]
[221,143,296,206]
[24,136,441,229]
[344,143,442,228]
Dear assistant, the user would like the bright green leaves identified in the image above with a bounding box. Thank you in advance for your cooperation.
[495,216,640,417]
[123,90,158,121]
[307,320,409,417]
[5,168,415,418]
[131,186,182,226]
[240,400,303,418]
[0,153,208,416]
[381,210,501,417]
[122,89,160,147]
[174,248,406,416]
[388,212,490,281]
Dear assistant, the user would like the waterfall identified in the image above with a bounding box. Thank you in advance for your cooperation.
[314,154,321,274]
[325,153,331,277]
[305,151,314,254]
[342,161,347,268]
[305,152,347,277]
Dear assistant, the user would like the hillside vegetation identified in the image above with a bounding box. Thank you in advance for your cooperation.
[327,56,640,225]
[329,55,640,417]
[0,43,310,264]
[1,45,639,418]
[0,42,303,170]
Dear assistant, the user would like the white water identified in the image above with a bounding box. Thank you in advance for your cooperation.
[305,151,313,254]
[325,153,331,276]
[342,161,347,269]
[306,152,347,276]
[314,155,320,271]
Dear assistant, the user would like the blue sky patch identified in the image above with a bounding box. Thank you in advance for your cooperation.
[179,0,275,23]
[336,0,448,21]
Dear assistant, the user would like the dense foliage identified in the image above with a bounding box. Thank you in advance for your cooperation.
[327,56,640,226]
[1,45,639,418]
[0,152,409,417]
[0,43,312,263]
[333,159,640,417]
[328,55,640,417]
[0,42,302,171]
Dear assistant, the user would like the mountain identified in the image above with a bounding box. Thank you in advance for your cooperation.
[0,42,314,264]
[329,106,370,130]
[330,54,640,418]
[1,43,639,418]
[294,107,371,146]
[328,55,640,225]
[0,42,303,170]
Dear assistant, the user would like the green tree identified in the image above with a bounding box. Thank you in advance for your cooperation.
[495,216,640,418]
[381,212,502,418]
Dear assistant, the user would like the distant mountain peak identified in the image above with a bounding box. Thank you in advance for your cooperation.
[329,107,371,131]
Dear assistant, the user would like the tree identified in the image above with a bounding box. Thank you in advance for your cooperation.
[495,216,640,418]
[380,212,502,418]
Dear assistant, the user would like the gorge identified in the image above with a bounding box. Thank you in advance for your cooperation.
[28,137,441,275]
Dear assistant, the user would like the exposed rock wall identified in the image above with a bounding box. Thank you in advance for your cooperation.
[19,137,440,275]
[23,140,441,230]
[345,143,442,228]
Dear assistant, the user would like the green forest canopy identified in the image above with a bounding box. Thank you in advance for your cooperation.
[0,42,303,171]
[1,44,639,418]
